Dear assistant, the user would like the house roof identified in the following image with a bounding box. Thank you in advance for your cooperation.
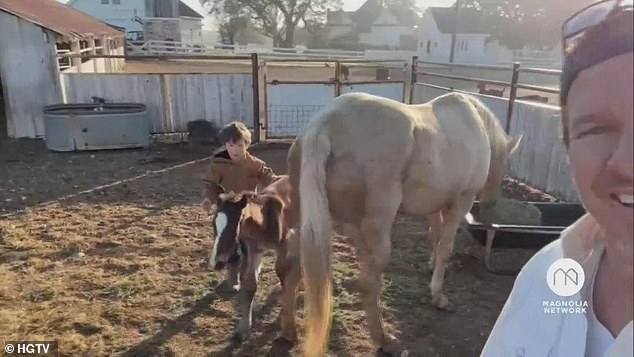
[429,6,491,34]
[0,0,123,40]
[178,1,203,19]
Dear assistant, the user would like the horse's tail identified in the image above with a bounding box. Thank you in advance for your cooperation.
[463,94,503,137]
[299,126,333,357]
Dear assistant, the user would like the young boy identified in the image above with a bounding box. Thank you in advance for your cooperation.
[201,121,278,212]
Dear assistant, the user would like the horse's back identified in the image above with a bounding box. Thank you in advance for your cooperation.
[399,93,494,212]
[291,91,495,219]
[310,93,418,160]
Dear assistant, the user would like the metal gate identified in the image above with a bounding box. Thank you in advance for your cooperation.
[260,59,410,140]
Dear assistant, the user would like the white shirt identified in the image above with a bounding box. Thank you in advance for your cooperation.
[585,263,616,357]
[481,213,633,357]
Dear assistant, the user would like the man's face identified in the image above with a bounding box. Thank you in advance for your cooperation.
[566,52,633,254]
[225,139,247,161]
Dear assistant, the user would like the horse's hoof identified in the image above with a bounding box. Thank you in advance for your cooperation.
[218,280,240,293]
[270,336,295,356]
[431,293,451,311]
[231,331,245,343]
[377,348,409,357]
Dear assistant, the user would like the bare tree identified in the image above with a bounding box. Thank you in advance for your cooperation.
[201,0,341,47]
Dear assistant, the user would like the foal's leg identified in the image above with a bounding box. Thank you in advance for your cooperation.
[271,243,288,300]
[429,193,476,309]
[426,212,442,272]
[223,248,241,292]
[234,242,264,342]
[357,185,402,355]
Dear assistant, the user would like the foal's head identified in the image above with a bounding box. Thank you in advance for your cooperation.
[209,189,285,271]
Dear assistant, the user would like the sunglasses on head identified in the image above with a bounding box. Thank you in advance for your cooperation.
[562,0,633,52]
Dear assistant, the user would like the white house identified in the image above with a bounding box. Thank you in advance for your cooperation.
[66,0,204,42]
[417,6,562,67]
[326,0,418,50]
[417,6,492,63]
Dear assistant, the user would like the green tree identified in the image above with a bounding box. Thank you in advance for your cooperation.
[217,16,249,44]
[456,0,595,49]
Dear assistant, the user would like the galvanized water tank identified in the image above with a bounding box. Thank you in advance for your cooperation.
[43,103,150,152]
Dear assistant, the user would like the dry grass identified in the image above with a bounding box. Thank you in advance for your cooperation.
[0,139,550,356]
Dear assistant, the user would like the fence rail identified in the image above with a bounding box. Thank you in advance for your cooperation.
[125,40,415,61]
[413,58,561,133]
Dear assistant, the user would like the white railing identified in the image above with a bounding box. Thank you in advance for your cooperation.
[125,40,411,60]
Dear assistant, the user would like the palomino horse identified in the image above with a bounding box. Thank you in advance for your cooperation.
[287,92,522,356]
[209,176,301,344]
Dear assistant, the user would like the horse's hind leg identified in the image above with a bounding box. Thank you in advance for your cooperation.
[272,229,301,353]
[277,266,301,348]
[234,243,264,342]
[357,185,403,355]
[272,242,289,298]
[429,193,476,310]
[426,212,442,272]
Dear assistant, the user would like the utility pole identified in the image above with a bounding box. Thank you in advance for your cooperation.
[449,0,460,64]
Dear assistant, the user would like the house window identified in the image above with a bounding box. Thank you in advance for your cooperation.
[426,40,431,54]
[101,0,109,4]
[113,0,120,4]
[464,40,468,51]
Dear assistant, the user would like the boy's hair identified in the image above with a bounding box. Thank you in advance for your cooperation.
[219,121,252,146]
[560,10,633,146]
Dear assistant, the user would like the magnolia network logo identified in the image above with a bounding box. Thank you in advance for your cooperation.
[542,258,588,314]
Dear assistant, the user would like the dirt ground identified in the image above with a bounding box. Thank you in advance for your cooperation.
[1,138,555,357]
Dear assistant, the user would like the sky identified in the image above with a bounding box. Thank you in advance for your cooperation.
[177,0,456,28]
[57,0,456,29]
[177,0,456,13]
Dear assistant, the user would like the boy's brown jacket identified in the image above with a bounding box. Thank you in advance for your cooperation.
[202,150,276,201]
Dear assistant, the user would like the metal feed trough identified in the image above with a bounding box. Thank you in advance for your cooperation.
[466,201,586,274]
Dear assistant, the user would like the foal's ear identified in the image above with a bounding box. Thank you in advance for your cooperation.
[238,193,249,208]
[262,195,285,242]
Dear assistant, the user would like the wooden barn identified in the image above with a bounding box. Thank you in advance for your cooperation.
[0,0,124,139]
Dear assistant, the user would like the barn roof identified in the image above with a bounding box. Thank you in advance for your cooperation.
[429,6,491,34]
[178,2,203,19]
[0,0,123,40]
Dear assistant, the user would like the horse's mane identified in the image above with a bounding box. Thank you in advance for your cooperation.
[220,191,285,244]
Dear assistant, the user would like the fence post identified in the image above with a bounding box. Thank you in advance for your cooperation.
[334,60,341,97]
[251,53,261,143]
[409,55,418,104]
[505,62,520,134]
